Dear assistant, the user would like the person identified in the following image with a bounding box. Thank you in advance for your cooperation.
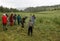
[21,16,27,28]
[21,18,25,28]
[6,14,8,17]
[9,14,14,26]
[2,14,8,31]
[6,14,9,26]
[28,20,34,36]
[30,14,36,25]
[17,14,21,25]
[13,14,17,25]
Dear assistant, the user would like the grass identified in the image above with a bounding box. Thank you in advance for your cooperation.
[0,10,60,41]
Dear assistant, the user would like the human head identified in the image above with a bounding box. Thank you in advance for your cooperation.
[33,14,35,16]
[11,14,13,16]
[3,14,6,16]
[29,19,32,22]
[18,14,20,16]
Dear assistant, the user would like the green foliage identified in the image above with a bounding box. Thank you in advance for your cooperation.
[0,10,60,41]
[24,5,60,12]
[0,6,20,12]
[52,17,60,25]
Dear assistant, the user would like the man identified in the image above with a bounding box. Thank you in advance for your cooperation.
[30,14,36,25]
[21,16,27,28]
[13,14,17,25]
[17,14,21,25]
[2,14,7,31]
[28,20,34,36]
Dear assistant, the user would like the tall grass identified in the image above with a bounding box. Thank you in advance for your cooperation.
[0,10,60,41]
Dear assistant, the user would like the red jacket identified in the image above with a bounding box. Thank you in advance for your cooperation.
[10,16,13,22]
[2,15,7,24]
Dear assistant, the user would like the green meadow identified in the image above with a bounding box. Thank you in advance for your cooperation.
[0,10,60,41]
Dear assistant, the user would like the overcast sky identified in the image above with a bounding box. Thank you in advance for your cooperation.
[0,0,60,8]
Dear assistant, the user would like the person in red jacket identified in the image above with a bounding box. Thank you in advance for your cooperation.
[9,14,14,26]
[2,14,7,31]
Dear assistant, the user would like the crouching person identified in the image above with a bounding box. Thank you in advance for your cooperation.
[21,17,27,28]
[2,14,8,31]
[28,20,34,36]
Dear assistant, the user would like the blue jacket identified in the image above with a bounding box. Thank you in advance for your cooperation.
[17,16,21,22]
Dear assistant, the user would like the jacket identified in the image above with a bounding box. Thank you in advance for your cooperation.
[2,15,7,24]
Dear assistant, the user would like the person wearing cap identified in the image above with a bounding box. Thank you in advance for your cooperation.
[2,14,8,31]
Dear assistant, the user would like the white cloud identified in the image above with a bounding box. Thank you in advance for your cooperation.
[0,0,60,8]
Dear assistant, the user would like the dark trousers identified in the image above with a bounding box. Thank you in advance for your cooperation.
[18,20,20,25]
[28,26,33,36]
[21,23,24,28]
[18,20,21,25]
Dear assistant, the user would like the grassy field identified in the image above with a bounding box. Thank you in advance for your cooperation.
[0,10,60,41]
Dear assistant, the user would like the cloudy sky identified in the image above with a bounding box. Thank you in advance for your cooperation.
[0,0,60,8]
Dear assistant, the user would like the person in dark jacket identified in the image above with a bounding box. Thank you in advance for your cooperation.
[17,14,21,25]
[2,14,8,31]
[21,18,24,28]
[13,14,17,25]
[21,16,27,28]
[9,14,14,26]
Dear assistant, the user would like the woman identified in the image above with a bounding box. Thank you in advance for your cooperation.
[9,14,14,26]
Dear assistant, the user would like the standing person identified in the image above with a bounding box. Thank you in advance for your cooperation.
[13,14,17,25]
[17,14,21,25]
[28,20,34,36]
[6,14,9,26]
[9,14,14,26]
[30,14,36,25]
[6,14,8,17]
[2,14,8,31]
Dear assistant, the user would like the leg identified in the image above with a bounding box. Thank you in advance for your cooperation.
[18,21,19,25]
[3,24,7,31]
[30,27,33,36]
[28,27,30,36]
[14,20,15,25]
[18,20,20,25]
[21,23,24,28]
[3,24,5,31]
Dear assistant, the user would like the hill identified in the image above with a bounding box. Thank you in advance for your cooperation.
[24,4,60,12]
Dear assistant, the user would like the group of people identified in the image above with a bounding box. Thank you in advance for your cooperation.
[2,13,36,36]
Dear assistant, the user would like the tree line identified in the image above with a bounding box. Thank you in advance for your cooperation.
[1,4,60,12]
[0,6,20,12]
[24,5,60,12]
